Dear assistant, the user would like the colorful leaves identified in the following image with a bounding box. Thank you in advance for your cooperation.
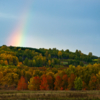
[40,74,49,90]
[54,76,62,90]
[47,75,54,90]
[89,75,97,90]
[17,76,28,90]
[28,76,41,90]
[62,74,68,90]
[68,73,76,90]
[74,77,82,90]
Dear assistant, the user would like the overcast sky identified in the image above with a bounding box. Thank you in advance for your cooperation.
[0,0,100,56]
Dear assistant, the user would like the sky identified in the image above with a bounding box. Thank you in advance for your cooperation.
[0,0,100,56]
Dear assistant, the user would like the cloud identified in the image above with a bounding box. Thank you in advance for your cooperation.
[0,12,18,19]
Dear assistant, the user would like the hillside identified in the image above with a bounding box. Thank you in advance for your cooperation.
[0,45,100,91]
[0,45,99,68]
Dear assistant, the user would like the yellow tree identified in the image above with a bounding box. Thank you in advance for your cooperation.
[58,51,62,59]
[28,76,41,90]
[0,71,3,85]
[43,57,46,66]
[96,71,100,89]
[45,51,48,59]
[66,65,76,77]
[32,59,36,67]
[48,54,51,59]
[4,60,8,65]
[48,60,51,67]
[1,72,19,87]
[33,70,43,77]
[0,60,3,65]
[58,51,62,66]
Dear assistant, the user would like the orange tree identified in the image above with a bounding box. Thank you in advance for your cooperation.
[17,76,28,90]
[68,73,76,90]
[40,74,49,90]
[54,75,62,90]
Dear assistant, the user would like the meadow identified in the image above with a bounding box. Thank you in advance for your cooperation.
[0,90,100,100]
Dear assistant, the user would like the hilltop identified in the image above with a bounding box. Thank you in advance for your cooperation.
[0,45,99,68]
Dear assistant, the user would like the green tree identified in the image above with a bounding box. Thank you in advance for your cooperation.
[98,58,100,63]
[28,60,33,67]
[32,59,36,67]
[19,56,23,62]
[74,77,82,90]
[88,52,92,57]
[80,61,84,66]
[23,58,28,65]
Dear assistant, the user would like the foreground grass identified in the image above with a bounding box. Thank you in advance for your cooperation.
[0,90,100,100]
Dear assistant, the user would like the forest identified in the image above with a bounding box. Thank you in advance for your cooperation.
[0,45,100,90]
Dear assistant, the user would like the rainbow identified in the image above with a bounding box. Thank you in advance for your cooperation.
[7,0,33,47]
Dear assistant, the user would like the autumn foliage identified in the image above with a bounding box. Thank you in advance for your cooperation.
[17,76,28,90]
[54,76,62,90]
[46,75,54,90]
[82,81,87,90]
[62,74,68,90]
[1,45,100,90]
[28,76,41,90]
[89,75,97,90]
[40,74,49,90]
[68,73,76,90]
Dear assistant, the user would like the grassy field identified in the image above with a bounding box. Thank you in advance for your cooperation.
[0,90,100,100]
[93,59,98,62]
[61,61,68,65]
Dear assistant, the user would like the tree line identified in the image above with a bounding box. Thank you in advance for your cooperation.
[0,64,100,90]
[0,45,100,90]
[0,45,99,68]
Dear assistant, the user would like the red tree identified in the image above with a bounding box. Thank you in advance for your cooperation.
[54,76,62,90]
[62,74,68,90]
[89,75,97,90]
[68,73,76,90]
[82,81,87,90]
[28,76,41,90]
[47,75,54,90]
[40,74,49,90]
[17,76,28,90]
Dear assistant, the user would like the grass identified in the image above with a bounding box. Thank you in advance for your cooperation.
[61,61,68,65]
[0,90,100,100]
[93,59,98,62]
